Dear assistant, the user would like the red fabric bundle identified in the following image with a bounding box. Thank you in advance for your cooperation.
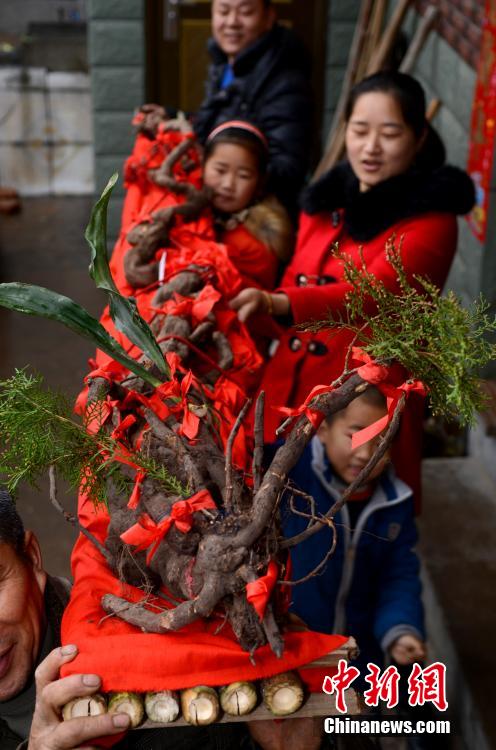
[92,236,266,472]
[122,129,202,219]
[111,126,281,300]
[222,223,279,291]
[111,128,212,296]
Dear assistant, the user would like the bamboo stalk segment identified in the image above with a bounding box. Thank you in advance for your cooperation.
[181,686,220,725]
[62,694,107,721]
[220,681,258,716]
[145,690,180,723]
[261,671,305,716]
[138,689,363,727]
[108,692,144,728]
[137,638,360,728]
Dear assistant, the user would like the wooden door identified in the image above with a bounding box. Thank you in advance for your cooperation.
[145,0,327,137]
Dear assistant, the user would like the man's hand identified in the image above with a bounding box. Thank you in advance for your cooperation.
[229,289,290,323]
[390,634,426,666]
[28,645,130,750]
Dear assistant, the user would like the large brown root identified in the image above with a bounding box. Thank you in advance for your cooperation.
[95,308,400,656]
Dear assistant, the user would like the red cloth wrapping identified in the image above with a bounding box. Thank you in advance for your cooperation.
[245,560,279,620]
[109,128,214,297]
[90,233,266,474]
[223,223,279,291]
[348,347,427,450]
[110,127,282,303]
[121,490,218,564]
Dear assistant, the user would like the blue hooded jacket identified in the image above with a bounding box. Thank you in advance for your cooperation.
[281,437,425,672]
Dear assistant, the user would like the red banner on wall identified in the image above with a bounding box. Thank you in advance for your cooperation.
[466,1,496,242]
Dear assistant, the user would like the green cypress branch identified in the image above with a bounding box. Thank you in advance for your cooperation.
[306,239,496,425]
[0,369,188,504]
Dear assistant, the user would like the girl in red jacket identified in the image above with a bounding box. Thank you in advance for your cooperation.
[230,71,475,501]
[203,120,293,292]
[110,119,293,297]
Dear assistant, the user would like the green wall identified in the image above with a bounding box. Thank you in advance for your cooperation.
[88,0,145,242]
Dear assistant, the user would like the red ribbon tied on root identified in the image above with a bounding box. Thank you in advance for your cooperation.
[127,470,147,510]
[158,285,221,327]
[245,561,279,621]
[121,489,217,564]
[117,355,202,441]
[352,347,390,384]
[274,383,336,430]
[350,347,426,449]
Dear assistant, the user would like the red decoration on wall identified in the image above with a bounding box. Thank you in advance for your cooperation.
[466,0,496,241]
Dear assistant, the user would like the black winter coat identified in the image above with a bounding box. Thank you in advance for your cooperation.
[194,24,313,213]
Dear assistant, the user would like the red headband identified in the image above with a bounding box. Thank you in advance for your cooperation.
[206,120,269,150]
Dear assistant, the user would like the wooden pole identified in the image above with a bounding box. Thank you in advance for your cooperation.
[314,0,375,180]
[367,0,412,73]
[426,97,441,122]
[399,5,439,73]
[355,0,387,83]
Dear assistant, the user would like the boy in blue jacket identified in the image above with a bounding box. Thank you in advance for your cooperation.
[282,385,426,677]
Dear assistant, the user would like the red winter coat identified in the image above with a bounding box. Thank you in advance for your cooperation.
[264,209,457,420]
[260,163,475,502]
[219,196,294,351]
[223,223,279,291]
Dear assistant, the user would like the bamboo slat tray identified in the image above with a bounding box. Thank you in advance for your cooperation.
[138,637,362,728]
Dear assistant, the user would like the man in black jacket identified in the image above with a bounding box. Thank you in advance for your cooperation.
[194,0,313,214]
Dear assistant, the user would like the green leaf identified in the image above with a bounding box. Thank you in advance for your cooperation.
[0,283,161,388]
[85,173,168,376]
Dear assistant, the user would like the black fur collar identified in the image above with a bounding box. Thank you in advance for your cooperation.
[301,162,475,242]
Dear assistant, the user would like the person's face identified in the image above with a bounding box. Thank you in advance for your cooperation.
[0,533,46,702]
[204,141,261,213]
[318,396,391,490]
[345,91,421,192]
[212,0,275,61]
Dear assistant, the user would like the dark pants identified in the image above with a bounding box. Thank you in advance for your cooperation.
[121,723,382,750]
[118,722,251,750]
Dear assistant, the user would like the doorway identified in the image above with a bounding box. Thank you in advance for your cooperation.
[145,0,327,143]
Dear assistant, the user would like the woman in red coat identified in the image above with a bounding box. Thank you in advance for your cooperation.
[230,71,475,501]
